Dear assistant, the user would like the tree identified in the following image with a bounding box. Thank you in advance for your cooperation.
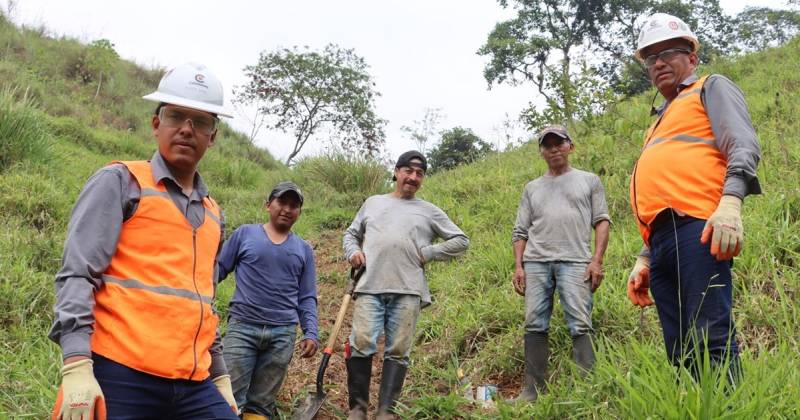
[86,39,118,99]
[478,0,607,125]
[593,0,737,97]
[480,0,800,121]
[734,7,800,52]
[428,127,493,173]
[400,107,443,155]
[235,44,386,165]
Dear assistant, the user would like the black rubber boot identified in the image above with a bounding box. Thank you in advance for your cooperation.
[376,359,408,420]
[346,356,372,420]
[514,332,549,402]
[572,334,595,376]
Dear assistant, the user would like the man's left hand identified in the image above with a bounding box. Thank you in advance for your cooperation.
[211,374,238,414]
[584,260,604,292]
[299,339,317,358]
[701,195,743,261]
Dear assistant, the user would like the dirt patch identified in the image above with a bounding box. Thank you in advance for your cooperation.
[276,230,388,419]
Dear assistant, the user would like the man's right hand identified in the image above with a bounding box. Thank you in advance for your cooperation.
[349,251,366,268]
[512,266,526,296]
[52,358,106,420]
[627,256,653,308]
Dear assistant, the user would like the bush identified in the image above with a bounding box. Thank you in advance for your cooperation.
[0,87,52,171]
[294,152,389,207]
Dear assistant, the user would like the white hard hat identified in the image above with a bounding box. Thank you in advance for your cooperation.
[635,13,700,62]
[143,62,233,118]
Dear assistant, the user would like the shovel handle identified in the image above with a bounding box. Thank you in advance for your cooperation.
[315,267,365,395]
[323,294,352,352]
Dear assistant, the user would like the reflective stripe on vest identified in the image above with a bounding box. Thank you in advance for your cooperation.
[629,75,726,245]
[91,160,221,380]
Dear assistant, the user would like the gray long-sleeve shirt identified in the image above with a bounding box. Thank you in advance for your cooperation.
[48,151,228,378]
[640,73,762,257]
[512,168,611,262]
[342,193,469,306]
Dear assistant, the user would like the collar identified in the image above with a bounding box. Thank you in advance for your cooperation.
[654,72,700,115]
[150,151,209,198]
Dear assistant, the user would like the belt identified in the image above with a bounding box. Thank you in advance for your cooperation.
[649,209,698,235]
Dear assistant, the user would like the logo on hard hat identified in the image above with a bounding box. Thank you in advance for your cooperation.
[195,74,206,84]
[669,21,678,30]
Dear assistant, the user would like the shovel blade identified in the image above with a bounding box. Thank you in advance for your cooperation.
[291,391,326,420]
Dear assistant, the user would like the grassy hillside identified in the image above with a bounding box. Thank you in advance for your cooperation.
[402,38,800,418]
[2,10,799,419]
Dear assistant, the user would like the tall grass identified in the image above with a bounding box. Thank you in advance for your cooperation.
[0,87,53,171]
[294,152,390,206]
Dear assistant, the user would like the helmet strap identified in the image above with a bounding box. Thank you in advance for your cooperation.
[649,90,660,116]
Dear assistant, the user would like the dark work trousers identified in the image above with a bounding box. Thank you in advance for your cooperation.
[92,353,238,420]
[648,215,740,378]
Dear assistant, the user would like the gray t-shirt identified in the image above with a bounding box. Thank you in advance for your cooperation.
[512,168,610,263]
[343,194,469,306]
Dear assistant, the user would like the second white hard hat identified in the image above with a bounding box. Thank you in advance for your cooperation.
[143,62,233,118]
[635,13,700,62]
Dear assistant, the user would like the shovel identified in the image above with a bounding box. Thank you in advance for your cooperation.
[292,266,365,420]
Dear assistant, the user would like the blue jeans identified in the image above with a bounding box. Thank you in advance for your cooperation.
[92,353,237,419]
[222,319,297,418]
[348,293,421,365]
[649,216,738,368]
[523,261,593,336]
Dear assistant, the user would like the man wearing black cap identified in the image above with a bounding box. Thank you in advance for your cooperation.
[510,125,610,402]
[343,151,469,420]
[218,182,318,420]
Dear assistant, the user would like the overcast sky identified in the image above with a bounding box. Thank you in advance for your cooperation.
[3,0,782,162]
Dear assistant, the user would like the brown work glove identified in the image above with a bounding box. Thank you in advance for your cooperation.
[51,359,107,420]
[701,195,743,261]
[212,374,238,414]
[627,256,653,308]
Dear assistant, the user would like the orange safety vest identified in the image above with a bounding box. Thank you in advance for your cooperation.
[90,160,222,380]
[630,75,726,245]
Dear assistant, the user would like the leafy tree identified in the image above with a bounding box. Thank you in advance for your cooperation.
[734,7,800,52]
[86,39,118,99]
[428,127,493,173]
[401,107,443,155]
[481,0,800,120]
[478,0,607,125]
[235,44,386,165]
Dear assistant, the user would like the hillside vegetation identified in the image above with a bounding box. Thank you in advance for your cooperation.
[2,12,799,419]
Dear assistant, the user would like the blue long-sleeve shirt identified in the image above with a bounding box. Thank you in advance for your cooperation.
[218,224,318,341]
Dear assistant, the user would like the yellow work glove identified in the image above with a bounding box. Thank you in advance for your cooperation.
[627,256,653,308]
[51,359,106,420]
[701,195,743,261]
[212,374,238,414]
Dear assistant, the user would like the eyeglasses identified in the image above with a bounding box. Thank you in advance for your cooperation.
[158,107,218,135]
[643,48,691,68]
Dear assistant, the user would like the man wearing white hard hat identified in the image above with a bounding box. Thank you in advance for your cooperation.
[626,14,761,384]
[49,63,239,419]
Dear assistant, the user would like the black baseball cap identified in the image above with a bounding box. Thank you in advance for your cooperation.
[395,150,427,172]
[268,181,304,206]
[537,124,571,145]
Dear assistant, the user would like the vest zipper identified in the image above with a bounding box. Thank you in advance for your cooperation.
[189,227,203,380]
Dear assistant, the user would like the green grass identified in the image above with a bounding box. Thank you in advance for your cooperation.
[1,11,799,419]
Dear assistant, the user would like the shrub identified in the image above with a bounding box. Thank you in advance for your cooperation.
[0,87,52,171]
[294,152,389,207]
